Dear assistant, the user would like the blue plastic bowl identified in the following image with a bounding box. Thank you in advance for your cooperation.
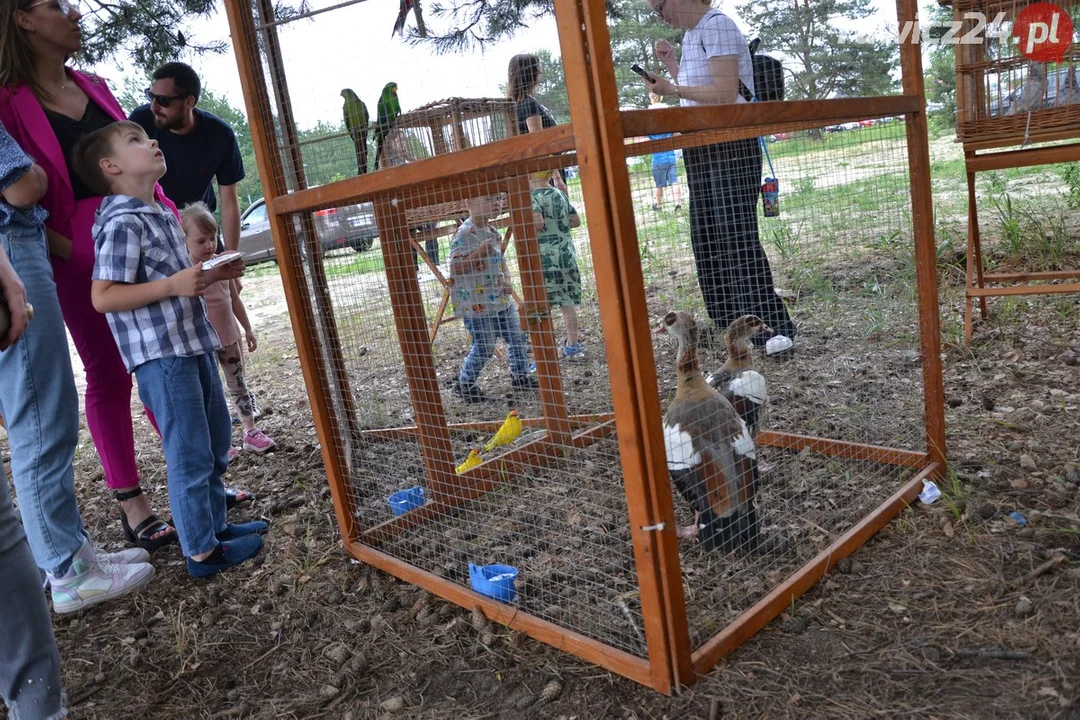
[387,486,425,516]
[469,563,519,603]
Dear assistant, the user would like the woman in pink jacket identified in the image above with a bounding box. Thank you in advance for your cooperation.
[0,0,251,550]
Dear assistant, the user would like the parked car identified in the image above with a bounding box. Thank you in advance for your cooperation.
[239,197,379,265]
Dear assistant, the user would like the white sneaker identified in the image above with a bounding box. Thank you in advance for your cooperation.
[97,546,151,565]
[48,539,155,614]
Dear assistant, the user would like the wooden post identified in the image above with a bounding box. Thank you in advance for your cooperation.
[372,197,459,503]
[506,174,572,446]
[898,0,948,469]
[221,0,358,543]
[555,0,692,693]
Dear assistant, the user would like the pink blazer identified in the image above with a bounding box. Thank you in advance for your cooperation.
[0,68,177,242]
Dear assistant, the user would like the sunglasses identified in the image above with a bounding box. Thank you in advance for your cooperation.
[26,0,79,14]
[144,89,189,108]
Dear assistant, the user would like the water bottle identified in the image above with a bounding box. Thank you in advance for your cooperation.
[761,177,780,217]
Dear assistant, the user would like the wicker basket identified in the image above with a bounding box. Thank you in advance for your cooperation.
[953,0,1080,146]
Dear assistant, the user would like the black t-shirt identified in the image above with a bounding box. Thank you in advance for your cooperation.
[515,96,557,135]
[128,106,245,212]
[45,99,115,200]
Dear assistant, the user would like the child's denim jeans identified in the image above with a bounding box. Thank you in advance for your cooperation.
[133,353,232,557]
[459,306,530,387]
[0,224,85,577]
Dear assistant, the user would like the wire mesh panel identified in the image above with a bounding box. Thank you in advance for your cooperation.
[222,0,945,694]
[954,0,1080,146]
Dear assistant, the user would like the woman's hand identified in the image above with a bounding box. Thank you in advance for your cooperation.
[645,74,678,98]
[205,257,246,286]
[656,39,678,74]
[0,251,29,350]
[245,330,258,353]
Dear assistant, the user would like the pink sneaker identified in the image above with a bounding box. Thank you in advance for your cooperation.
[242,428,275,453]
[228,447,240,461]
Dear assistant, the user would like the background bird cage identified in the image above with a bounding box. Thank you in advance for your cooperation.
[953,0,1080,147]
[223,0,946,693]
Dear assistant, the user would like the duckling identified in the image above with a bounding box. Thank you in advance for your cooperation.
[657,311,760,553]
[706,315,770,438]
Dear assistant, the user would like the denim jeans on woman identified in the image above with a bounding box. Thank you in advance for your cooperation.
[0,473,65,719]
[133,353,232,557]
[459,307,531,387]
[0,225,84,577]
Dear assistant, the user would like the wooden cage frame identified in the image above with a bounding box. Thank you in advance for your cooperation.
[948,0,1080,342]
[223,0,947,693]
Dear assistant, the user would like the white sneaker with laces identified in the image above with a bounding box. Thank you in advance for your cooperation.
[48,539,155,614]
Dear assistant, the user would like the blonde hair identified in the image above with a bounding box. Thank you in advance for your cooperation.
[180,201,218,236]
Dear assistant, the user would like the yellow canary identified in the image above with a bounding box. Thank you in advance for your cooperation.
[484,410,522,453]
[456,449,483,474]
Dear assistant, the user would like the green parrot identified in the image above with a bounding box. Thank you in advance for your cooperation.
[340,88,369,175]
[373,82,401,170]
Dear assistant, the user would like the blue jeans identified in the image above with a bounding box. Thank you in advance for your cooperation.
[133,354,232,557]
[0,224,84,577]
[0,473,65,719]
[459,307,530,386]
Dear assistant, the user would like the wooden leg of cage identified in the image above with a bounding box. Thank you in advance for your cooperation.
[964,168,978,343]
[374,197,460,505]
[506,174,572,446]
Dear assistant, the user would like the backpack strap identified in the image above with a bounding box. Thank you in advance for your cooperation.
[699,9,756,102]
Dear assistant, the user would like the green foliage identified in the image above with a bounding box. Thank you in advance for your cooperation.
[1063,163,1080,209]
[607,0,682,108]
[533,50,571,123]
[735,0,898,100]
[925,2,957,128]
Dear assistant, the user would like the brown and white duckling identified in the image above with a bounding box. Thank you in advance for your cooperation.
[656,310,760,553]
[706,315,771,438]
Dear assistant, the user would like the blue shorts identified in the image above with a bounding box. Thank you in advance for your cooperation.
[652,163,678,188]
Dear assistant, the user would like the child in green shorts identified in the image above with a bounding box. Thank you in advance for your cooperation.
[529,171,583,359]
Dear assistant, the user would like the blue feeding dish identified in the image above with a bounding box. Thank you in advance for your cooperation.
[469,563,519,603]
[387,486,425,516]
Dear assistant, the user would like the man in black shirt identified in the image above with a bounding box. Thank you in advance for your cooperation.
[129,62,246,252]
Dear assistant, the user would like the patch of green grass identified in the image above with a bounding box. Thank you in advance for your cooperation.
[323,251,386,277]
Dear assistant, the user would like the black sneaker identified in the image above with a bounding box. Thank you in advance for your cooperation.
[451,380,493,404]
[510,375,539,392]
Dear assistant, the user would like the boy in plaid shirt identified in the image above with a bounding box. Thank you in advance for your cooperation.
[76,121,267,578]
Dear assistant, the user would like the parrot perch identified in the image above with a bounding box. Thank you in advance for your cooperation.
[456,449,483,474]
[373,82,402,171]
[340,89,369,175]
[392,0,427,37]
[484,411,523,453]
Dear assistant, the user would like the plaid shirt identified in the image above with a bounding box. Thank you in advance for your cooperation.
[92,195,220,372]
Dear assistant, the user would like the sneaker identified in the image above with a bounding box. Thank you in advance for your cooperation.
[187,535,264,579]
[49,539,155,614]
[217,521,270,541]
[451,380,493,404]
[674,203,682,211]
[97,546,151,565]
[227,447,240,461]
[651,204,661,212]
[242,428,276,453]
[561,341,586,360]
[511,374,540,392]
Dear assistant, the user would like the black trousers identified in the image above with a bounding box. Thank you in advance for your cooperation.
[683,138,795,339]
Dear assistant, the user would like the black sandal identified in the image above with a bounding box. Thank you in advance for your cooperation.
[114,487,178,552]
[225,487,255,511]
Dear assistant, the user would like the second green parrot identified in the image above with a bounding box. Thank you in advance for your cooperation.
[373,82,401,171]
[341,88,369,175]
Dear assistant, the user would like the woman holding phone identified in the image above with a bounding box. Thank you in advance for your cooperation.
[641,0,795,349]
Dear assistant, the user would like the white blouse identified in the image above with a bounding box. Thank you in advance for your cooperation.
[677,9,754,107]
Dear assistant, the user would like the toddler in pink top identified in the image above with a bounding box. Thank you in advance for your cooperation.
[180,202,275,455]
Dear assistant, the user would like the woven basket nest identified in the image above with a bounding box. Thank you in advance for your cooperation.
[958,106,1080,142]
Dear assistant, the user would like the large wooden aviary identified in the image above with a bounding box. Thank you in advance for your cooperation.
[223,0,947,693]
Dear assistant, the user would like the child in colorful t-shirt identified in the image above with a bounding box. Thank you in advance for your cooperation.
[449,195,538,404]
[529,171,583,359]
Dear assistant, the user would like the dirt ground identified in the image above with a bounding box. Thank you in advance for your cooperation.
[4,242,1080,719]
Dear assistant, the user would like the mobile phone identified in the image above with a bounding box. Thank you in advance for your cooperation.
[630,64,655,83]
[201,251,244,271]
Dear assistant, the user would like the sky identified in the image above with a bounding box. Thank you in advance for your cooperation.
[91,0,901,132]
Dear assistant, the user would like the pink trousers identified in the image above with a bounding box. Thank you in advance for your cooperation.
[52,198,155,491]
